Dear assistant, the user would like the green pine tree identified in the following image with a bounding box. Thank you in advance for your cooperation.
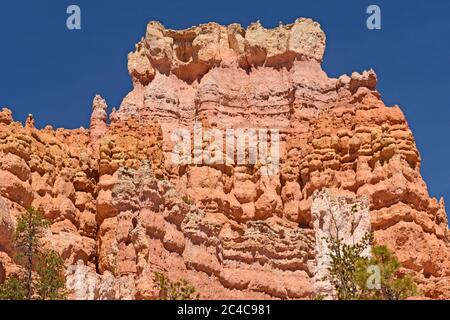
[0,207,67,300]
[0,276,27,300]
[326,232,418,300]
[355,245,418,300]
[35,250,67,300]
[14,207,50,299]
[327,232,373,300]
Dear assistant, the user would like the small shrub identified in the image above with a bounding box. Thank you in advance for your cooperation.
[327,232,418,300]
[0,276,27,300]
[327,232,373,300]
[0,208,67,300]
[311,294,325,300]
[154,272,199,300]
[355,245,418,300]
[35,250,67,300]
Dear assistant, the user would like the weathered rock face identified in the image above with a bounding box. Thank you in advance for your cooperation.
[312,189,371,299]
[1,18,450,299]
[127,18,325,85]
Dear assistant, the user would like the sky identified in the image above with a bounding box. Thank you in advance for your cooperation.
[0,0,449,209]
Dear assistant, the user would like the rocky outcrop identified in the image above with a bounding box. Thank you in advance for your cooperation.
[127,18,325,85]
[0,18,449,299]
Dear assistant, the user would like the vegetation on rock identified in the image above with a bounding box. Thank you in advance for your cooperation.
[35,250,67,300]
[0,276,27,300]
[154,272,199,300]
[327,232,418,300]
[0,208,67,300]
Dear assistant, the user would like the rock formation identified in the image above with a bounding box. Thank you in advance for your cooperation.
[1,17,450,299]
[312,189,371,299]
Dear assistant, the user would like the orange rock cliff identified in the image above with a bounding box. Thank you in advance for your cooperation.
[1,18,450,299]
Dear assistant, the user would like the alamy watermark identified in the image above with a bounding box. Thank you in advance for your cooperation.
[66,5,81,30]
[171,123,280,176]
[366,265,381,290]
[367,5,381,30]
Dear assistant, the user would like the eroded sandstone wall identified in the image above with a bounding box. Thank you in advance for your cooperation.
[1,17,450,299]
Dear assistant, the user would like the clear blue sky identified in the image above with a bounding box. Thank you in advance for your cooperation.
[1,0,449,209]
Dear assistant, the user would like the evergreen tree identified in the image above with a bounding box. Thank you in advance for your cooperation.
[0,208,67,300]
[355,245,418,300]
[327,232,418,300]
[327,232,373,300]
[14,207,50,299]
[35,250,67,300]
[0,276,27,300]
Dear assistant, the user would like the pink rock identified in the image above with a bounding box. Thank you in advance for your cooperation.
[162,223,186,255]
[89,95,108,154]
[0,17,449,300]
[0,170,33,208]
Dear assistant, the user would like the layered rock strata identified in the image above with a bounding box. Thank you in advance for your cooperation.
[0,18,449,299]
